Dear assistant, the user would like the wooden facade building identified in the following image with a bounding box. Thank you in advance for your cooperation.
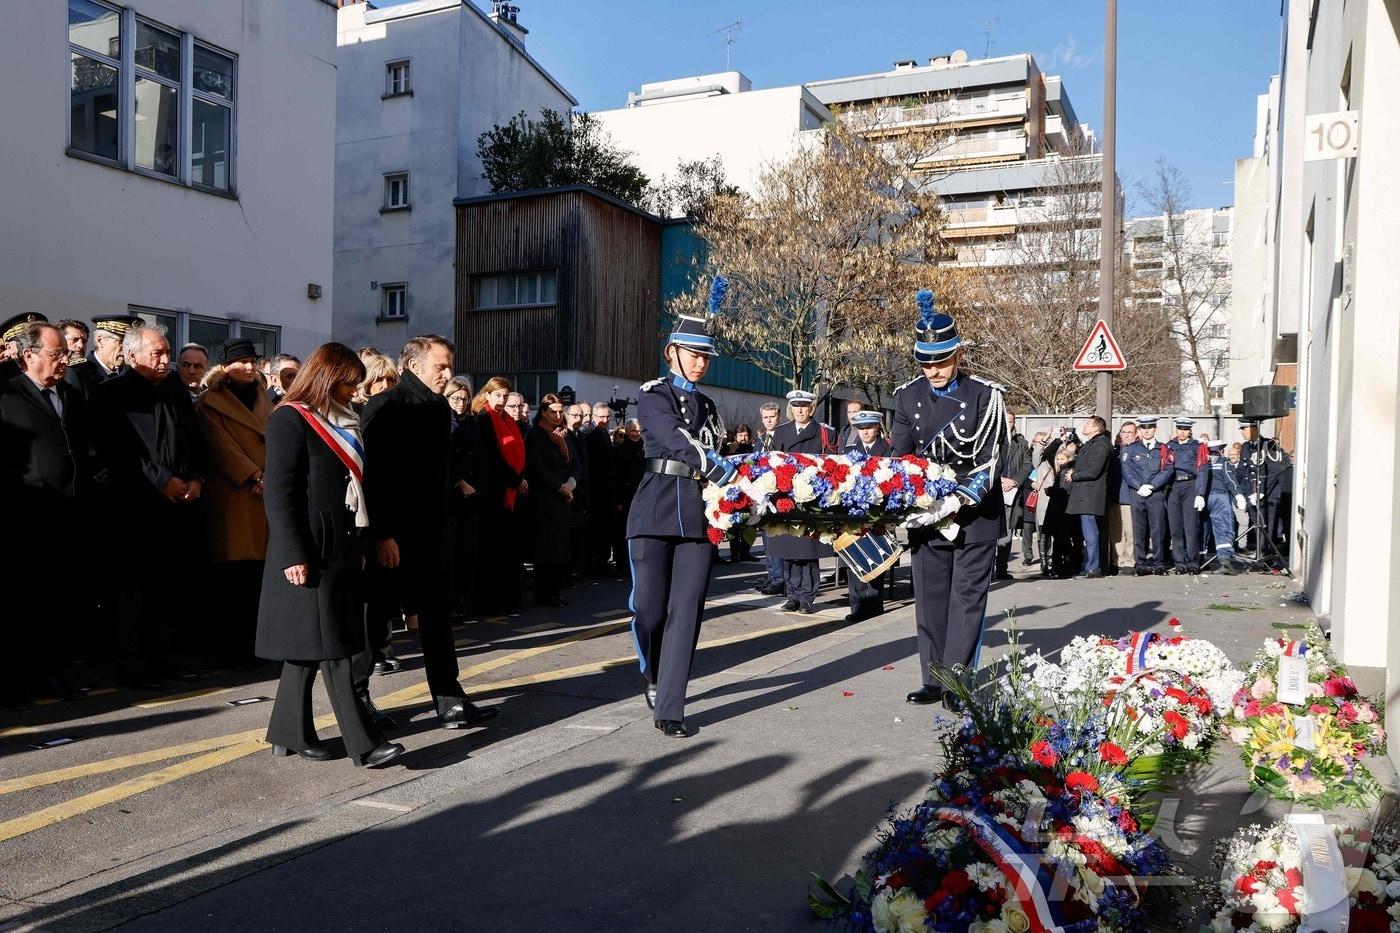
[454,185,661,401]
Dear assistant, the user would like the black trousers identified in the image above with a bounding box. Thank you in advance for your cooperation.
[1131,492,1169,569]
[1021,519,1038,560]
[266,658,379,759]
[783,559,820,608]
[846,571,884,620]
[911,540,996,688]
[628,536,712,722]
[111,576,172,678]
[207,560,263,663]
[535,562,566,603]
[1167,483,1201,569]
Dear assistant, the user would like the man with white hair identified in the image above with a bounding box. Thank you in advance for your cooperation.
[65,314,141,400]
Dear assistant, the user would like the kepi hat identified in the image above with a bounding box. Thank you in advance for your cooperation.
[91,314,145,338]
[913,290,961,364]
[1174,417,1195,429]
[668,275,727,358]
[2,312,48,343]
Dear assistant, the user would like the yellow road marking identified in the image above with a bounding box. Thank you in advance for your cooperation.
[0,741,266,843]
[0,730,267,796]
[0,726,41,739]
[132,686,237,709]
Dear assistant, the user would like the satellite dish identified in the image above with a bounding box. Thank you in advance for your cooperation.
[930,56,949,67]
[950,48,969,63]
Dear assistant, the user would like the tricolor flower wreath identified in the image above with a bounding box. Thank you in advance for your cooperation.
[701,450,960,545]
[1207,821,1400,933]
[1226,625,1386,808]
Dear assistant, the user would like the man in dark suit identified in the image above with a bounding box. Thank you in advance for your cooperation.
[995,410,1033,579]
[891,292,1007,707]
[65,314,141,400]
[91,323,208,687]
[361,335,498,730]
[842,410,893,622]
[1066,415,1112,578]
[1,322,91,707]
[585,402,618,575]
[768,389,838,614]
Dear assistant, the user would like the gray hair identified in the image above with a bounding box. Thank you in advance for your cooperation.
[592,402,612,414]
[179,342,209,359]
[398,334,454,370]
[759,402,780,414]
[626,418,640,430]
[122,322,165,356]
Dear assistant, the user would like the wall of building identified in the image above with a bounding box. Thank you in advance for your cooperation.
[1228,155,1271,406]
[0,0,336,356]
[333,0,574,351]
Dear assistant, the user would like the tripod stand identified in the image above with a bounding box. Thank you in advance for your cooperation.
[1231,438,1291,575]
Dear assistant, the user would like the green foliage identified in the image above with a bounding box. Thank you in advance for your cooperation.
[477,109,651,205]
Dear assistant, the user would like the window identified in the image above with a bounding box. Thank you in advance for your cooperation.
[475,271,558,308]
[67,1,237,194]
[239,323,280,358]
[383,173,410,210]
[386,60,411,97]
[380,284,407,321]
[187,316,231,361]
[129,306,278,353]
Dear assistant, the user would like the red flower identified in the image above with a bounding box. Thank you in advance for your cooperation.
[706,528,724,545]
[1030,740,1058,767]
[1337,702,1359,725]
[943,869,973,895]
[1325,677,1358,699]
[737,463,752,478]
[775,499,795,513]
[1117,811,1138,833]
[1165,687,1191,704]
[1262,703,1286,717]
[1097,741,1128,766]
[1234,874,1259,896]
[1168,617,1181,627]
[1065,771,1099,794]
[1242,699,1262,718]
[1284,868,1303,888]
[1163,710,1190,740]
[1192,696,1214,716]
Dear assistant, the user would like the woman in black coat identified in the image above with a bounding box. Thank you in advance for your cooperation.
[524,394,575,608]
[256,343,403,768]
[474,377,526,614]
[446,376,479,617]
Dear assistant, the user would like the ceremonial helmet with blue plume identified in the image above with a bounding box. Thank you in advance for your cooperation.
[912,289,961,364]
[668,274,726,357]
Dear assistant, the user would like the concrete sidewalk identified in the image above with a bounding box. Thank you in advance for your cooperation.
[8,565,1392,931]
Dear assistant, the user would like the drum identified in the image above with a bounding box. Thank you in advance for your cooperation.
[833,531,904,583]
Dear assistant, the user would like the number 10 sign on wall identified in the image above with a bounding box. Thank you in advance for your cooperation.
[1304,110,1360,162]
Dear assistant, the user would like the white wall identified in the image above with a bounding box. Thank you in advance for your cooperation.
[333,0,574,352]
[0,0,336,356]
[592,86,830,197]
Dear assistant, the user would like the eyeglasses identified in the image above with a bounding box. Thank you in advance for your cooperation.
[27,349,67,361]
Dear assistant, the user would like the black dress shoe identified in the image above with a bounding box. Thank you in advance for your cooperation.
[942,689,966,713]
[1080,571,1103,579]
[272,744,335,761]
[1152,567,1168,576]
[654,719,691,738]
[906,687,941,705]
[757,583,783,596]
[797,604,815,614]
[1022,557,1039,566]
[359,693,396,731]
[439,700,500,729]
[354,741,406,768]
[780,599,800,612]
[644,682,657,710]
[993,571,1014,581]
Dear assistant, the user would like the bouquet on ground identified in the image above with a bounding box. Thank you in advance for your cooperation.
[1226,624,1385,808]
[700,449,961,546]
[1206,819,1400,932]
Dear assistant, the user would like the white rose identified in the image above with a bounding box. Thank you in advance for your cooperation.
[888,891,927,933]
[1250,890,1281,913]
[1001,904,1030,933]
[753,471,778,495]
[874,465,895,483]
[870,889,896,932]
[1347,867,1382,897]
[791,474,816,503]
[1255,909,1292,932]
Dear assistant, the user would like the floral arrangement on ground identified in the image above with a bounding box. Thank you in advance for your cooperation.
[1226,623,1385,808]
[701,450,960,545]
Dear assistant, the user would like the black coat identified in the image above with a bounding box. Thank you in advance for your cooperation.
[525,425,574,564]
[1067,433,1112,516]
[476,409,526,516]
[91,369,206,554]
[0,372,89,537]
[585,425,616,514]
[255,406,365,661]
[62,354,123,402]
[766,419,837,560]
[361,370,452,603]
[1003,431,1033,526]
[615,437,644,509]
[842,436,893,458]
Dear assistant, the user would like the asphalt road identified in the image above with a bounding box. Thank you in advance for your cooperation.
[0,551,1381,931]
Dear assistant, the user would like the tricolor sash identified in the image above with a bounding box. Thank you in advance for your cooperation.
[1282,640,1307,657]
[1124,632,1160,675]
[289,403,364,483]
[932,807,1067,933]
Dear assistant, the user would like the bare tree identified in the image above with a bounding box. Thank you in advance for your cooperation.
[961,152,1180,413]
[643,156,741,220]
[1136,158,1232,406]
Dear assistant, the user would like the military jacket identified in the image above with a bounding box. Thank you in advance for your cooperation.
[1121,440,1174,491]
[1166,438,1205,484]
[625,373,730,541]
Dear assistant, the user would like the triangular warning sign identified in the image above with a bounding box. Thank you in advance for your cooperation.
[1073,319,1127,371]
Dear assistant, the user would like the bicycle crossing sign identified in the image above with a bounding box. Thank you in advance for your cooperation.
[1073,319,1127,371]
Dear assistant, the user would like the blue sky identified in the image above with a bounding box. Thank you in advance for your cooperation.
[389,0,1282,212]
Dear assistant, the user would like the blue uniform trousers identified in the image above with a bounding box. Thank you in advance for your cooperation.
[911,540,996,688]
[761,533,784,586]
[784,559,820,609]
[846,571,884,620]
[628,536,712,722]
[1130,491,1169,569]
[1207,493,1237,561]
[1167,483,1201,570]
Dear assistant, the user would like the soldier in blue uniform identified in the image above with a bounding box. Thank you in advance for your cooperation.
[842,410,892,622]
[767,389,838,614]
[626,279,736,738]
[1165,417,1205,574]
[1200,438,1246,574]
[1121,416,1173,575]
[891,291,1007,706]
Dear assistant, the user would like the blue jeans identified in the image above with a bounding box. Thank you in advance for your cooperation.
[761,534,784,586]
[1080,514,1102,574]
[1207,494,1236,560]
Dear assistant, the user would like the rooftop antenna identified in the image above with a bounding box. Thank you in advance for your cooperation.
[708,18,742,71]
[981,16,998,58]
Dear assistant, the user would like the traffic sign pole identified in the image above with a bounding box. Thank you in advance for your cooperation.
[1096,0,1117,421]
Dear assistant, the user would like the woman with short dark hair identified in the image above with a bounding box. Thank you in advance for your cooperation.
[525,394,575,608]
[257,342,403,768]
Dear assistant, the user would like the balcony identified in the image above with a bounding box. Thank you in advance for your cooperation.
[838,93,1028,134]
[948,243,1019,267]
[920,131,1028,166]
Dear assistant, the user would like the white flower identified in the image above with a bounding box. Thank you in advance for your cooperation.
[870,889,897,933]
[791,473,816,504]
[1347,866,1382,897]
[752,471,778,496]
[966,862,1002,891]
[1385,879,1400,899]
[887,890,927,933]
[874,465,894,484]
[967,920,1009,933]
[1000,904,1030,933]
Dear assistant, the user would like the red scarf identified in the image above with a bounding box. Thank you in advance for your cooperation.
[488,406,526,510]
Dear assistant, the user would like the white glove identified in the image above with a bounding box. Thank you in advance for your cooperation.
[1137,484,1153,497]
[1235,494,1247,511]
[1193,495,1205,511]
[933,495,963,522]
[1249,493,1260,505]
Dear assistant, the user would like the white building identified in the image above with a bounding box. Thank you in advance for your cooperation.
[0,0,337,358]
[591,72,830,200]
[333,0,575,350]
[1125,207,1234,411]
[1229,0,1400,764]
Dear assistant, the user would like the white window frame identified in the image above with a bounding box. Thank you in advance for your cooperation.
[127,305,277,353]
[385,60,411,97]
[383,172,410,210]
[474,271,558,309]
[380,283,408,321]
[66,1,237,196]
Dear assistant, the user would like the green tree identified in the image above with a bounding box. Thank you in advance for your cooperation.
[477,108,650,205]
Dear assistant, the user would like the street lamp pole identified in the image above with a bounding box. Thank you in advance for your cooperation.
[1096,0,1118,420]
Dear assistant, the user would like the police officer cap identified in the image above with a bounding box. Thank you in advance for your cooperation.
[2,312,48,343]
[1206,439,1227,451]
[851,410,882,427]
[1174,417,1195,429]
[786,390,815,406]
[1137,416,1161,427]
[91,314,145,337]
[1238,416,1260,426]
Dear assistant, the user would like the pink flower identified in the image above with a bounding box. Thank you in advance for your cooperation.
[1250,678,1275,700]
[1356,704,1378,724]
[1324,677,1358,699]
[1308,682,1326,698]
[1309,704,1329,716]
[1242,699,1262,718]
[1336,702,1358,725]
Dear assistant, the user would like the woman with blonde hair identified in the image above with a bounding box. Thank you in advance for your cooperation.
[353,353,398,408]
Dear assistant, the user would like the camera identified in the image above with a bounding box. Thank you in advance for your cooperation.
[607,384,636,420]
